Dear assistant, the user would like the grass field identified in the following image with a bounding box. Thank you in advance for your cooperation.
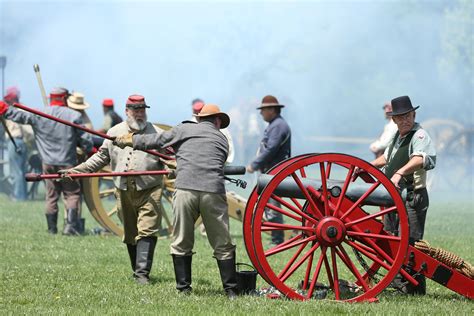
[0,193,473,315]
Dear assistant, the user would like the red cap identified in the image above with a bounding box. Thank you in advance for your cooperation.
[4,86,20,102]
[126,94,150,109]
[103,99,114,107]
[49,87,68,106]
[192,101,205,113]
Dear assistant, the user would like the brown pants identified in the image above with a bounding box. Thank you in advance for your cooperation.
[43,163,80,214]
[115,177,163,244]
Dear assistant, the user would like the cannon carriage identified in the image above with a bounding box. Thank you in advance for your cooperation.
[243,153,473,302]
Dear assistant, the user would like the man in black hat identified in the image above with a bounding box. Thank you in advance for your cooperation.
[370,95,436,295]
[246,95,291,246]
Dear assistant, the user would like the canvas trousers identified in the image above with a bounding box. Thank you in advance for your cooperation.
[170,188,236,260]
[115,177,163,244]
[43,163,80,214]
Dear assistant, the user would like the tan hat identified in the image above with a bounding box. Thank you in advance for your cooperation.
[67,92,90,110]
[194,104,230,129]
[257,95,285,109]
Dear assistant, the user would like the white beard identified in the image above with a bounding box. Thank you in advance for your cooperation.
[127,117,147,131]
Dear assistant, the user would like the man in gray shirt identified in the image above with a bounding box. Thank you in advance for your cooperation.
[114,104,239,299]
[0,87,92,235]
[370,95,436,295]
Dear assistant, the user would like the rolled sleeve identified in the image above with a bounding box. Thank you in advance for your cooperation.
[410,130,436,170]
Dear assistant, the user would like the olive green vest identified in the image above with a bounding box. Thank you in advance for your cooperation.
[385,130,416,186]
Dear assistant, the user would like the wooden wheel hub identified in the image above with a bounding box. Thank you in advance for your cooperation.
[315,217,346,246]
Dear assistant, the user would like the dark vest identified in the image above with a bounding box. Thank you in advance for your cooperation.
[385,130,416,186]
[108,110,123,127]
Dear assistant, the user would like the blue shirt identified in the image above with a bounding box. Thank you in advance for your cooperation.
[251,115,291,172]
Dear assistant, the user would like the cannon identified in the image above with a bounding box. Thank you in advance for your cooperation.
[243,153,473,302]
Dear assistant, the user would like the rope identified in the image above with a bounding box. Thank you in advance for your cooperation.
[414,240,474,279]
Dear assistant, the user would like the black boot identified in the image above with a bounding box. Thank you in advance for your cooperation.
[134,236,157,285]
[126,244,137,273]
[45,213,58,234]
[63,208,79,236]
[406,274,426,295]
[217,256,239,299]
[172,255,192,294]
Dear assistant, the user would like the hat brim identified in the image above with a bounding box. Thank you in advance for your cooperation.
[387,106,419,116]
[67,100,90,110]
[194,112,230,129]
[256,104,285,110]
[126,104,150,109]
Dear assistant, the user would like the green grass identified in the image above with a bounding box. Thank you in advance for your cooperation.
[0,194,473,315]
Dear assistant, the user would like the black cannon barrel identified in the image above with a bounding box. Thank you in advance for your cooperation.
[224,166,246,175]
[257,174,405,207]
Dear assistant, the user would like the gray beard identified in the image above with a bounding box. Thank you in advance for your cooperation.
[127,117,147,131]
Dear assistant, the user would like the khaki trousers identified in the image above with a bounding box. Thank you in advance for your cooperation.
[171,188,236,260]
[116,177,163,244]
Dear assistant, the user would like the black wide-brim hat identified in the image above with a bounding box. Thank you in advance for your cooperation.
[387,95,419,116]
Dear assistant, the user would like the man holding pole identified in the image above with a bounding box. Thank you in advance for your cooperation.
[0,87,92,235]
[114,103,239,298]
[58,95,166,285]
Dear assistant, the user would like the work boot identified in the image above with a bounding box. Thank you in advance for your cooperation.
[126,244,137,273]
[217,256,239,299]
[134,236,157,285]
[406,274,426,295]
[62,209,79,236]
[77,218,86,235]
[172,255,192,294]
[45,213,58,234]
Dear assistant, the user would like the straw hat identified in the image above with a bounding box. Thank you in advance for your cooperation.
[194,104,230,129]
[67,92,90,110]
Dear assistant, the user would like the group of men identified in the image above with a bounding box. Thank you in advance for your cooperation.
[0,90,435,297]
[0,87,123,234]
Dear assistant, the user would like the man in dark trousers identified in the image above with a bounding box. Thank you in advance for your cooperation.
[246,95,291,245]
[0,87,92,235]
[370,95,436,295]
[114,104,239,299]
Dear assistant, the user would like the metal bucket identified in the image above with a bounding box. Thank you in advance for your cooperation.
[236,263,258,294]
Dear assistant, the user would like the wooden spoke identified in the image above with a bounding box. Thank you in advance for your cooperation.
[291,172,325,219]
[339,181,382,221]
[345,206,397,228]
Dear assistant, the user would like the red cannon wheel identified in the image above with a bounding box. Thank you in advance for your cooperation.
[245,153,409,302]
[243,154,312,285]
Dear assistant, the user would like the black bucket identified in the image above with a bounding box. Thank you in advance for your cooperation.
[236,263,258,295]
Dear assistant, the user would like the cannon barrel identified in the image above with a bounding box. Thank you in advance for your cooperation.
[257,174,405,207]
[223,165,246,175]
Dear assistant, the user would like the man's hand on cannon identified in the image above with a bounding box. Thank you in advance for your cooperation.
[113,132,134,149]
[0,100,9,115]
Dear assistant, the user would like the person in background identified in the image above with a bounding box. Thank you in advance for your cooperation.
[99,98,123,133]
[370,95,436,295]
[246,95,291,246]
[0,87,93,235]
[67,92,93,129]
[59,95,166,285]
[370,102,398,158]
[3,87,33,201]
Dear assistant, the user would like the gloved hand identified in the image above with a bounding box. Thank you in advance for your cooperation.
[57,167,82,181]
[0,100,9,115]
[113,133,134,149]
